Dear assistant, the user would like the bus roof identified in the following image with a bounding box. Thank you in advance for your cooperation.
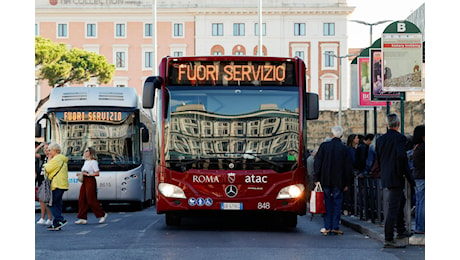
[47,87,138,109]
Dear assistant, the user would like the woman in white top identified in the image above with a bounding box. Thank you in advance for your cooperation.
[75,147,108,224]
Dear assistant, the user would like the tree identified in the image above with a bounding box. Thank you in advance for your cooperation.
[35,36,115,113]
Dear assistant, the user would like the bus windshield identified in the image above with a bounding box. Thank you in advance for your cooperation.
[48,110,141,171]
[164,86,299,172]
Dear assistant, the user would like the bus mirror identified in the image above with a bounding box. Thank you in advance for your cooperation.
[143,76,163,109]
[141,128,149,142]
[305,92,319,120]
[35,123,42,138]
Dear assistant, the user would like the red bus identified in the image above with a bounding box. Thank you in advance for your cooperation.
[143,56,318,227]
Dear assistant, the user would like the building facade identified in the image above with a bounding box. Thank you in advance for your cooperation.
[35,0,354,112]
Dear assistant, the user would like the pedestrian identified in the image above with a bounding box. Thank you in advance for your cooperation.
[75,147,108,225]
[376,114,412,248]
[44,142,69,231]
[355,134,374,220]
[36,142,53,226]
[412,125,425,234]
[314,126,353,236]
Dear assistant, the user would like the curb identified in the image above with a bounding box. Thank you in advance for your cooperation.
[340,215,425,246]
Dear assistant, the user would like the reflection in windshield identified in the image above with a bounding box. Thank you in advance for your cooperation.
[164,87,299,172]
[49,112,140,171]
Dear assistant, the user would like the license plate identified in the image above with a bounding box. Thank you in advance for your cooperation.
[220,202,243,210]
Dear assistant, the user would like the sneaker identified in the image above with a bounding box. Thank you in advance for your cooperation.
[384,240,406,248]
[37,218,46,225]
[47,225,61,231]
[54,219,68,229]
[45,219,53,226]
[99,213,108,224]
[74,219,87,225]
[320,228,331,236]
[332,230,344,235]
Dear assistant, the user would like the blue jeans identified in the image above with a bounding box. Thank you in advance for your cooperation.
[415,179,425,232]
[48,189,66,226]
[323,187,343,230]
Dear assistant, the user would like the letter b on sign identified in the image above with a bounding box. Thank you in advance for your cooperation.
[397,23,406,32]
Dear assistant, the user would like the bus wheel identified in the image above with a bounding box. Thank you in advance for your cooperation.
[165,213,181,226]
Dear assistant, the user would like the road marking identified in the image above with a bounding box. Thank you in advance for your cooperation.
[76,230,91,235]
[96,224,108,228]
[111,218,122,223]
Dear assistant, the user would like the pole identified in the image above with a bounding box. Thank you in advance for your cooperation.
[338,58,342,126]
[258,0,262,56]
[152,0,158,75]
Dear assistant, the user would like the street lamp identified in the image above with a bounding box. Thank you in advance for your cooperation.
[350,20,392,46]
[350,20,391,135]
[324,52,358,127]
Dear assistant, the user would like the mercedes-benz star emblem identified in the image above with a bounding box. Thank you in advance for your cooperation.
[225,185,238,198]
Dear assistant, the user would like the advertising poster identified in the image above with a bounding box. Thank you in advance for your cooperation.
[370,49,401,101]
[358,57,386,107]
[382,33,423,92]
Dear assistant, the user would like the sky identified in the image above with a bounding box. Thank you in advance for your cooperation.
[347,0,425,48]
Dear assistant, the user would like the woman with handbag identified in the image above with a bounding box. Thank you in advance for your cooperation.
[74,147,108,225]
[44,142,69,231]
[36,142,53,226]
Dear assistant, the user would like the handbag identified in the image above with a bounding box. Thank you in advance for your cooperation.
[78,173,84,183]
[309,182,326,214]
[37,175,53,206]
[37,161,64,206]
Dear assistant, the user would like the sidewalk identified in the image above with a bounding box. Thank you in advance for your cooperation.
[340,214,425,246]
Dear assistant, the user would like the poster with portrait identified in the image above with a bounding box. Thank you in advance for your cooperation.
[358,57,386,107]
[370,49,402,101]
[381,33,423,92]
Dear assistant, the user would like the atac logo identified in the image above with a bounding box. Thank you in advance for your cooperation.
[49,0,58,6]
[227,172,236,183]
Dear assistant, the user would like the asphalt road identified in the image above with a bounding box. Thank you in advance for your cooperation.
[35,205,425,260]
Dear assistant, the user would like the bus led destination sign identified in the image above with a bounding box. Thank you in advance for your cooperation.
[178,64,286,82]
[61,111,124,122]
[168,60,296,86]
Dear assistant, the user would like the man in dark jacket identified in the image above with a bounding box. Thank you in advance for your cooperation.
[314,126,353,236]
[376,113,412,248]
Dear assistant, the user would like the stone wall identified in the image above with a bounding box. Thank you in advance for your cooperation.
[306,100,425,150]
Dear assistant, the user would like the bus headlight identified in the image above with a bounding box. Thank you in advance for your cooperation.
[276,184,305,199]
[158,183,186,199]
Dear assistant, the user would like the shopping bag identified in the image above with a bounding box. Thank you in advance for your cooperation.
[309,183,326,214]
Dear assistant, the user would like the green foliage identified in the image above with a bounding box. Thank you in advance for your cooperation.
[35,36,115,87]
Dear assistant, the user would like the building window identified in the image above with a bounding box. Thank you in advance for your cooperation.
[295,51,304,60]
[86,23,96,37]
[212,23,223,36]
[115,23,126,37]
[115,51,126,68]
[233,23,245,36]
[174,23,183,37]
[325,84,334,100]
[145,52,153,68]
[35,24,39,36]
[325,51,334,67]
[173,51,183,57]
[145,23,152,37]
[324,23,335,36]
[57,24,67,37]
[234,51,244,56]
[294,23,305,36]
[213,51,223,56]
[255,23,266,36]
